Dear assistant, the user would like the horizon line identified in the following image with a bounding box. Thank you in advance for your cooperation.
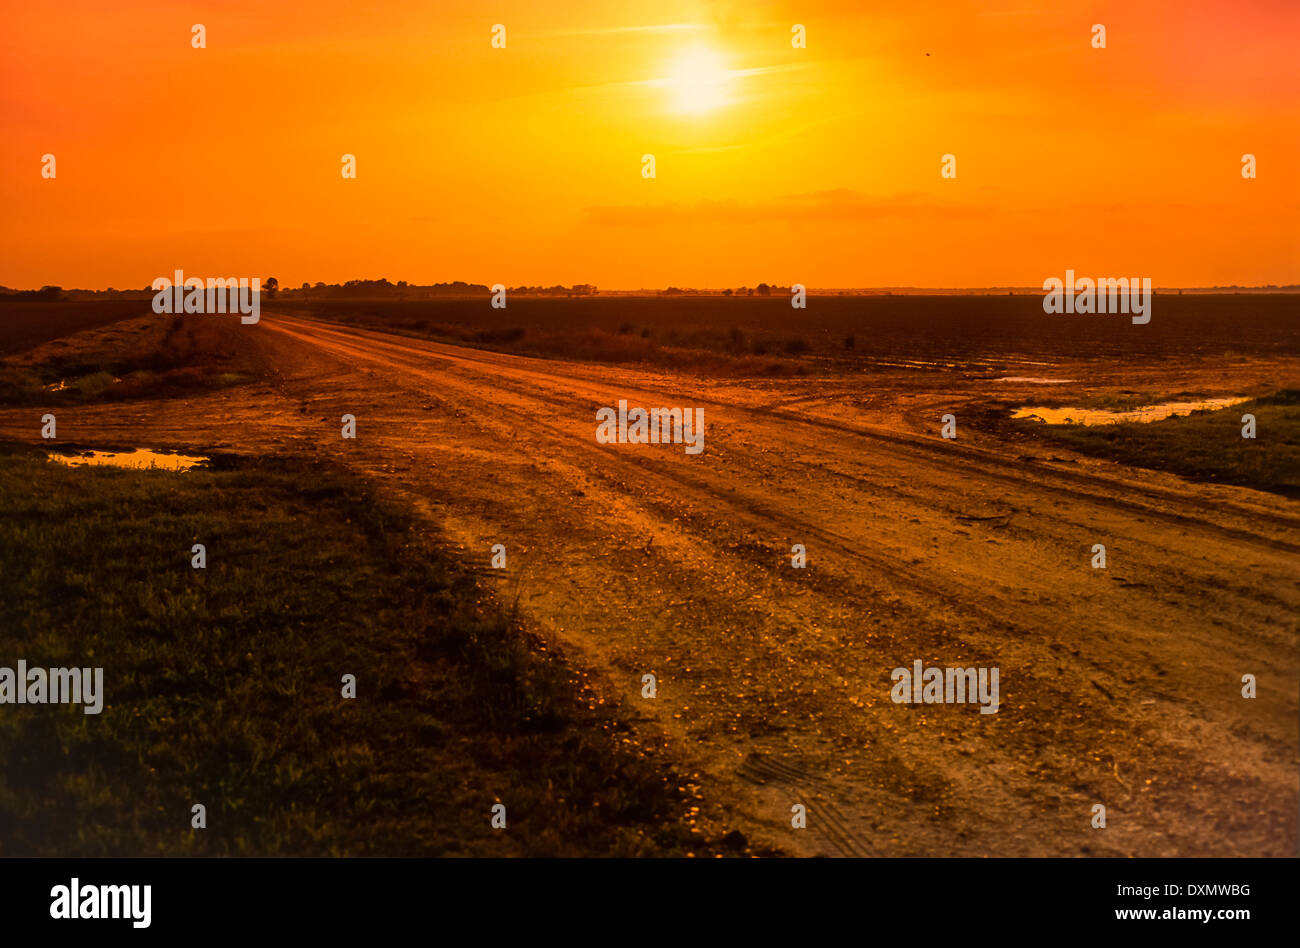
[5,282,1300,295]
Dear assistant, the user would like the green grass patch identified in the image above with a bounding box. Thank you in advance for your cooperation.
[1007,390,1300,497]
[0,448,708,856]
[0,315,257,407]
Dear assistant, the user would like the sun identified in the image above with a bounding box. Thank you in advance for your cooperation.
[663,46,733,114]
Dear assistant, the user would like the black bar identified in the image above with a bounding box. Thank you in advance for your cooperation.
[0,857,1285,935]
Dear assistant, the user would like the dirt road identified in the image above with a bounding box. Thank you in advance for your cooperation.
[5,311,1297,856]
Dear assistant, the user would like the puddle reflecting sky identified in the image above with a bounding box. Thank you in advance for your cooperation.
[1013,397,1248,426]
[47,449,209,472]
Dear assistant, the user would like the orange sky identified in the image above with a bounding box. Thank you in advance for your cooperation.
[2,0,1297,289]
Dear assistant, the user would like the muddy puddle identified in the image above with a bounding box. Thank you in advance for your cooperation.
[1012,396,1248,426]
[46,449,209,472]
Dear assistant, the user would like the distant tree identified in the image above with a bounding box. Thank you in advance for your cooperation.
[756,283,771,296]
[722,288,733,296]
[265,277,279,298]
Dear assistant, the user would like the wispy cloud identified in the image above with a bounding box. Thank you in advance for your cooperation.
[583,189,992,225]
[531,23,706,38]
[632,60,807,90]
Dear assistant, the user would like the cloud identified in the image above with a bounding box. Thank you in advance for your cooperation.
[532,24,707,38]
[581,189,992,225]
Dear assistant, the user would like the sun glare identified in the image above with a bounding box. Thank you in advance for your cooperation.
[663,46,732,114]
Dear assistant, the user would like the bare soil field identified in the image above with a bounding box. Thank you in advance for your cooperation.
[1,298,1296,857]
[0,300,149,357]
[281,293,1300,378]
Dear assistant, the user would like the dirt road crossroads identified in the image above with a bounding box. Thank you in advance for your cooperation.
[4,311,1295,857]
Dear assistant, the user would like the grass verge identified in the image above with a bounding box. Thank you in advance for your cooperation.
[0,446,712,856]
[0,314,257,406]
[1001,390,1300,497]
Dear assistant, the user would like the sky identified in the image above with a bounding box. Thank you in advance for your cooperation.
[2,0,1297,289]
